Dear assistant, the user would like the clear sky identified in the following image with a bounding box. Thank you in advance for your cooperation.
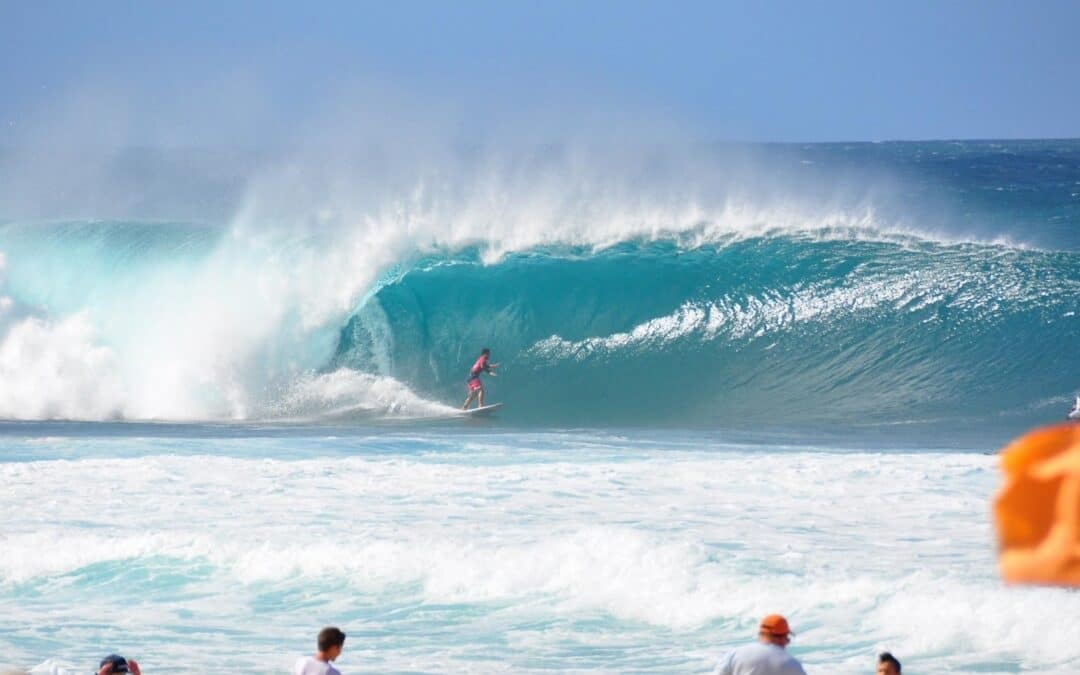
[2,0,1079,144]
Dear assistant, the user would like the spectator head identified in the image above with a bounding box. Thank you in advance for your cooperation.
[757,614,793,647]
[317,626,347,661]
[877,652,901,675]
[99,655,130,674]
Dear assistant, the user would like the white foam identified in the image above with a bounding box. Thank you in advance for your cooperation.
[1,442,1077,672]
[274,368,456,419]
[0,312,124,420]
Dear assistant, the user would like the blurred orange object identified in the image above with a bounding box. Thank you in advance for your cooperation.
[994,423,1080,586]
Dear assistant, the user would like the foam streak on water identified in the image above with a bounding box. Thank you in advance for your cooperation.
[1,429,1076,674]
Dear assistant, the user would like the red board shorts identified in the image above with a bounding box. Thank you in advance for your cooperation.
[467,377,483,391]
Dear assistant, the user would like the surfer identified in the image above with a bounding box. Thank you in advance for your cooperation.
[462,348,498,410]
[1070,395,1080,421]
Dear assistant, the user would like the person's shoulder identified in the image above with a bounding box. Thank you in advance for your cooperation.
[737,642,801,663]
[734,641,771,655]
[714,645,738,666]
[327,665,343,675]
[719,642,764,665]
[292,657,321,675]
[784,660,807,675]
[717,642,804,672]
[778,650,806,674]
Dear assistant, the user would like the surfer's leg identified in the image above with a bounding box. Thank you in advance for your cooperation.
[478,387,485,407]
[462,390,476,410]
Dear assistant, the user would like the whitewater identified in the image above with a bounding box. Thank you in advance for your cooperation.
[1,139,1079,673]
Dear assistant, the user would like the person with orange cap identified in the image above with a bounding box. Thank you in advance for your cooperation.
[713,614,806,675]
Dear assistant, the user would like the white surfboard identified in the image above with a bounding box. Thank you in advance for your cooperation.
[462,403,503,416]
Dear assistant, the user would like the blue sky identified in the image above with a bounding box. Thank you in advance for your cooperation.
[2,0,1079,143]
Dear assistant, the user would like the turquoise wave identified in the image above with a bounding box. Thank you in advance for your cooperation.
[335,237,1080,428]
[0,220,1076,429]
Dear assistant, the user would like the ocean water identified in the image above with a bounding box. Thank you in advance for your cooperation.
[1,140,1079,673]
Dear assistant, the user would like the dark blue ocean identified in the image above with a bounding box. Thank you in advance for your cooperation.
[0,140,1078,673]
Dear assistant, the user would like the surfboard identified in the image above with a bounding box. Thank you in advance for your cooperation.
[462,403,503,416]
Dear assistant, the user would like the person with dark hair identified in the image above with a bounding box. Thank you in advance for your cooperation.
[877,652,901,675]
[714,614,806,675]
[293,627,346,675]
[98,655,141,675]
[462,347,498,409]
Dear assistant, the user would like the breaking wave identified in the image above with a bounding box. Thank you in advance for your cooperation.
[0,140,1077,428]
[0,219,1076,428]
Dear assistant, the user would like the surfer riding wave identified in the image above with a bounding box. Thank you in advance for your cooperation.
[462,348,499,410]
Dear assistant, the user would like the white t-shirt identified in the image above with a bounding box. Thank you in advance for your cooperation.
[714,642,806,675]
[292,656,341,675]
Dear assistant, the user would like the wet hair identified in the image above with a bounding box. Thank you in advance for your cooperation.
[878,652,901,673]
[318,627,346,652]
[481,348,490,355]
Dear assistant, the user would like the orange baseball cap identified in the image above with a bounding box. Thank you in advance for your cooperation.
[759,614,794,637]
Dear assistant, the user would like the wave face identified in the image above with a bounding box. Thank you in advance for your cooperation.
[0,140,1078,428]
[336,237,1080,428]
